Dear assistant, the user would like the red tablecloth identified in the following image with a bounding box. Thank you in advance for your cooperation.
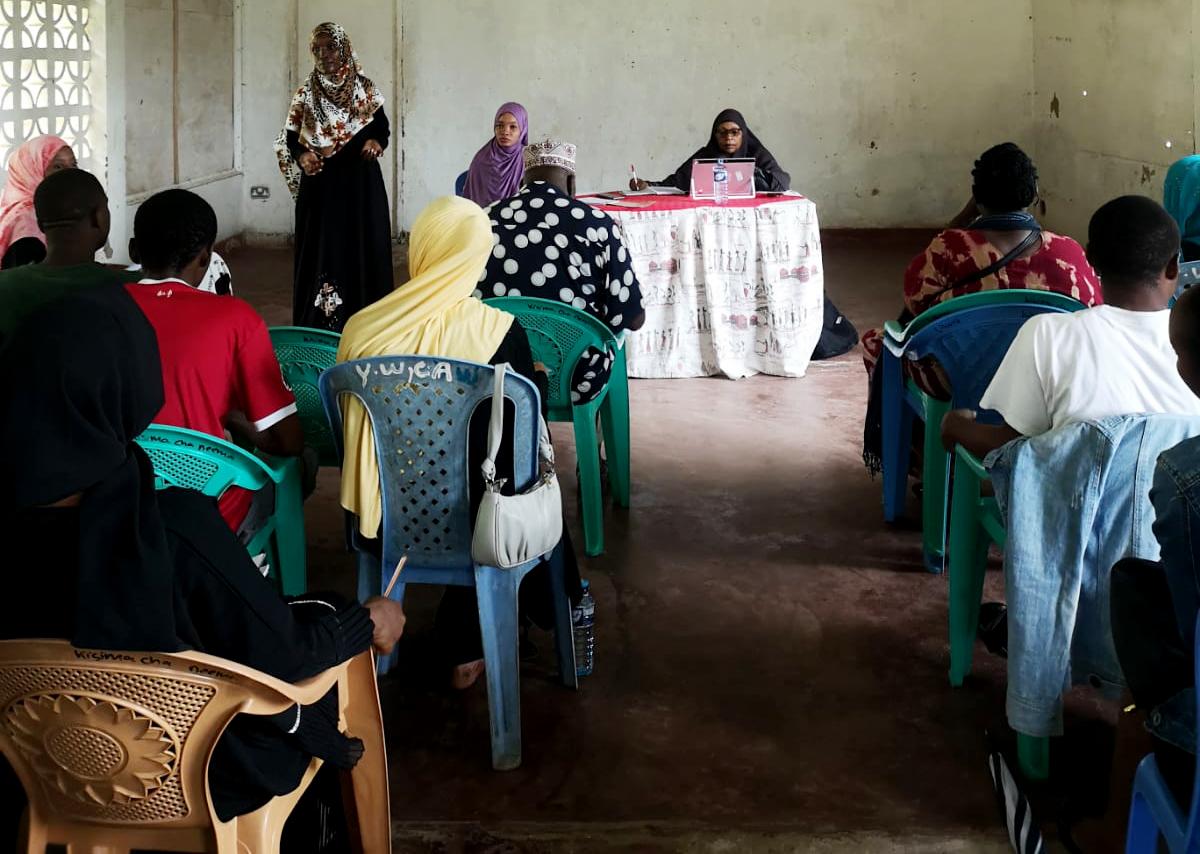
[581,193,808,214]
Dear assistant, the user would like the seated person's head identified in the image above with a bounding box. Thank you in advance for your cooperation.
[409,195,492,280]
[33,168,109,254]
[1087,195,1181,308]
[523,138,577,197]
[129,189,218,286]
[972,143,1038,215]
[1170,285,1200,396]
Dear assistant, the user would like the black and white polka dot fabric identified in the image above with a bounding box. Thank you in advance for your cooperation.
[477,182,643,404]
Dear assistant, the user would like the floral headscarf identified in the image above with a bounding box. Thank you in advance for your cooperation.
[274,23,384,197]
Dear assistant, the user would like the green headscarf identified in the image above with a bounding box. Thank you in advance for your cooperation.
[1163,155,1200,246]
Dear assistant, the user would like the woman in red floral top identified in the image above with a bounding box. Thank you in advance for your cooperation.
[861,143,1102,473]
[862,144,1102,379]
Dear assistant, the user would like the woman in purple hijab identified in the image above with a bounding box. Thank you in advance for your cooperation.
[461,102,528,207]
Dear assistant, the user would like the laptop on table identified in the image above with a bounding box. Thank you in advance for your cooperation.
[690,158,756,201]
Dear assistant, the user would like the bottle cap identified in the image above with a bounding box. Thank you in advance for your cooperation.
[580,579,590,591]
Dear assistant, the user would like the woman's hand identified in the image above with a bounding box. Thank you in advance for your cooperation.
[362,139,384,161]
[364,596,406,655]
[940,408,976,452]
[628,178,649,192]
[298,151,323,176]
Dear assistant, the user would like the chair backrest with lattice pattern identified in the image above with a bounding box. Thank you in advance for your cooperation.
[486,297,617,414]
[0,640,298,842]
[904,293,1082,423]
[319,357,540,575]
[136,425,276,496]
[269,327,342,466]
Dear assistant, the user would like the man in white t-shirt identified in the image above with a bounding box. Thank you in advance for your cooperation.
[942,195,1200,457]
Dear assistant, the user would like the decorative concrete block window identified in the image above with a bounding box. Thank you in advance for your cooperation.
[0,0,95,174]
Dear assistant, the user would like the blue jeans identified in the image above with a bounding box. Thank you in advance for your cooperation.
[1153,436,1200,653]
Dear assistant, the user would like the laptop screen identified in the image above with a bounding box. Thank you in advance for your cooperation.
[691,158,756,200]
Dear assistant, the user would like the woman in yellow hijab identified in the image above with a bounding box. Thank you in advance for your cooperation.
[338,195,517,539]
[337,195,581,686]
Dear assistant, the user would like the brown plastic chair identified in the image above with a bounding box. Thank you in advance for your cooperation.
[0,641,390,853]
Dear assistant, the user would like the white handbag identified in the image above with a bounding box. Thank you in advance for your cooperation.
[471,363,564,568]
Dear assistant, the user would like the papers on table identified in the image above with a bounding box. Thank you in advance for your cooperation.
[624,186,686,196]
[584,198,654,209]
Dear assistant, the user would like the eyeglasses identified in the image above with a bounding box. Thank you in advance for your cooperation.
[716,128,742,138]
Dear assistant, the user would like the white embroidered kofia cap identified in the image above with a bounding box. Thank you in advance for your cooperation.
[524,138,577,174]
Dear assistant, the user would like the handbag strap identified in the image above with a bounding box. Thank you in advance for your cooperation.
[925,227,1043,301]
[481,362,507,485]
[482,362,556,486]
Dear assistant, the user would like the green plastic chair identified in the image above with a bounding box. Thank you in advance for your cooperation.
[268,326,341,468]
[136,424,307,596]
[486,297,630,557]
[881,290,1085,573]
[948,445,1048,781]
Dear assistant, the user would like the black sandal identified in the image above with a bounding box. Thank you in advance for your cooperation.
[978,602,1009,658]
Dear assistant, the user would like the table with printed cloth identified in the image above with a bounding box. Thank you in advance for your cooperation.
[586,194,825,379]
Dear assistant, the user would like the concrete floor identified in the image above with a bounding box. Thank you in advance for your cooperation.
[228,232,1044,853]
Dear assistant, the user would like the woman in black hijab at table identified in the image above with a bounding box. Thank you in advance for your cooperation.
[0,285,405,823]
[631,107,791,193]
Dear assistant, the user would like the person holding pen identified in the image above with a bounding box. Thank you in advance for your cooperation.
[629,108,791,193]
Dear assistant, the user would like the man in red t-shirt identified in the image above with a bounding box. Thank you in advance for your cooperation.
[126,189,303,531]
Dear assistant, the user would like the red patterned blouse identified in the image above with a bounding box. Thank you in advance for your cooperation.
[902,228,1103,318]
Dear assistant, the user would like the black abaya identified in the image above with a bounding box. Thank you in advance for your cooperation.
[290,108,394,331]
[658,108,791,193]
[0,287,375,821]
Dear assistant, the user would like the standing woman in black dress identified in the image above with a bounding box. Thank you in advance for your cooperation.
[275,22,393,331]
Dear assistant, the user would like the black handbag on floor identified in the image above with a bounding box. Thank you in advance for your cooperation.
[811,294,859,360]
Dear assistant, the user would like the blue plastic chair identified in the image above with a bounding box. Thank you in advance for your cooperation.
[319,357,577,770]
[880,290,1084,573]
[136,424,307,595]
[455,171,468,197]
[1171,260,1200,305]
[1126,611,1200,852]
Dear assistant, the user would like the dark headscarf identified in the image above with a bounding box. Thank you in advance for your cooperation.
[0,285,180,651]
[664,108,791,192]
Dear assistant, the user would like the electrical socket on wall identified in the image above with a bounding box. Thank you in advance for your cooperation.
[250,186,270,200]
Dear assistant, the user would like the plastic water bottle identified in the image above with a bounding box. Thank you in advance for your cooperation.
[713,158,729,205]
[572,580,595,677]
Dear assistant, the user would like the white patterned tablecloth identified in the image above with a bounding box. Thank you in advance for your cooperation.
[595,196,824,379]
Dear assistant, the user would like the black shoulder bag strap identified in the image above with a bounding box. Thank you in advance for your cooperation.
[927,228,1043,302]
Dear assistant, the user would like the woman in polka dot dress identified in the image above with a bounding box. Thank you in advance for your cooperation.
[478,138,645,403]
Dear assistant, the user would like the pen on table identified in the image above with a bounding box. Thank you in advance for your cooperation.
[383,556,407,598]
[629,163,639,186]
